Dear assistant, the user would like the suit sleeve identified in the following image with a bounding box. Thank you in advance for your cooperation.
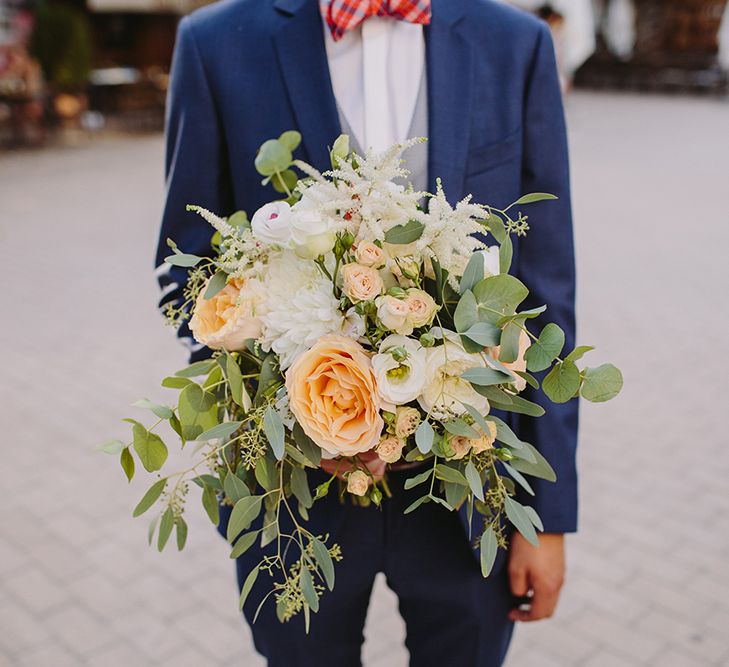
[155,16,233,362]
[513,23,579,533]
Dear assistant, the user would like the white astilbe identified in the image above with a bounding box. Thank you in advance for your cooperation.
[414,180,487,288]
[187,205,269,279]
[292,139,427,244]
[258,251,354,370]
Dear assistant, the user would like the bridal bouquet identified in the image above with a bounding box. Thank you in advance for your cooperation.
[101,131,622,627]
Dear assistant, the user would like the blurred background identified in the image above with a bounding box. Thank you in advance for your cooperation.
[1,1,728,666]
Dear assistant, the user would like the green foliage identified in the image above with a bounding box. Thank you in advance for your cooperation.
[133,479,167,517]
[459,253,485,294]
[480,526,498,577]
[239,566,260,610]
[263,407,285,460]
[132,423,168,473]
[512,193,558,205]
[177,383,218,440]
[415,420,434,454]
[227,496,263,543]
[581,364,623,402]
[204,270,228,300]
[543,361,581,404]
[255,140,293,177]
[524,323,565,372]
[383,220,424,244]
[472,274,529,324]
[120,447,135,482]
[504,496,539,546]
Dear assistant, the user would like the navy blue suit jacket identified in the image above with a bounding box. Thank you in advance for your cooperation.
[156,0,579,533]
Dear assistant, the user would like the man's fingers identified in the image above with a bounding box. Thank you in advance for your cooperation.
[508,565,529,597]
[509,577,562,622]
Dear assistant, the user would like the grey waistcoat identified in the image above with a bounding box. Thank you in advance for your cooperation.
[335,67,429,194]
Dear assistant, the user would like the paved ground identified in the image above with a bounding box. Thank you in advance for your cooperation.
[1,91,728,667]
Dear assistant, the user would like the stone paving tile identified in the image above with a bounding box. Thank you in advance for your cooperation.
[2,92,729,667]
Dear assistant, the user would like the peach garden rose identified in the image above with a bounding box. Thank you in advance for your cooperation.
[189,277,263,351]
[285,335,384,456]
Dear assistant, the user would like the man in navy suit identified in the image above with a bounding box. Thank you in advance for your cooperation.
[156,1,578,664]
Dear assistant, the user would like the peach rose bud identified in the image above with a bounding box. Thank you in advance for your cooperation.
[355,241,385,268]
[405,288,438,328]
[341,262,384,303]
[394,406,421,438]
[375,436,405,464]
[347,470,370,496]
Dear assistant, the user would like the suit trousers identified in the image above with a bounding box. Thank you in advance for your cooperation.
[218,467,515,667]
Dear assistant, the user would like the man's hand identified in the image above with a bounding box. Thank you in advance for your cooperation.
[320,451,386,482]
[507,533,566,622]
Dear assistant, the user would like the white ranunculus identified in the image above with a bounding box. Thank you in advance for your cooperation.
[372,334,427,409]
[480,246,500,277]
[290,193,337,259]
[418,342,490,419]
[251,201,293,246]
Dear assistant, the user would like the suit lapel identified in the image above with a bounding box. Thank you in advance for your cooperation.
[273,0,341,170]
[426,0,473,202]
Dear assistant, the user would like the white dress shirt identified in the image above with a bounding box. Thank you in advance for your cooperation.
[323,16,425,153]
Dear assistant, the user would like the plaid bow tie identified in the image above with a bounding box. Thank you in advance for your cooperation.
[322,0,432,41]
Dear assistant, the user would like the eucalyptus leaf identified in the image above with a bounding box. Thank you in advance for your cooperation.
[175,517,188,550]
[132,398,173,420]
[480,526,498,577]
[581,363,623,403]
[461,367,513,387]
[465,461,485,501]
[255,139,292,177]
[263,407,285,460]
[239,565,260,610]
[177,383,218,440]
[404,495,430,514]
[164,253,202,267]
[404,468,432,490]
[543,361,581,404]
[98,439,126,455]
[133,478,167,517]
[227,496,263,543]
[132,424,168,473]
[223,472,250,504]
[473,275,529,324]
[434,464,469,486]
[462,321,501,347]
[225,354,248,410]
[454,289,478,334]
[204,270,228,300]
[512,192,558,205]
[230,530,260,559]
[509,443,556,482]
[300,567,319,612]
[565,345,595,364]
[197,421,243,442]
[293,423,322,467]
[415,420,435,454]
[504,496,539,546]
[175,360,216,378]
[120,447,135,481]
[157,508,174,552]
[502,462,534,496]
[499,234,513,274]
[524,323,565,373]
[443,418,481,439]
[459,253,485,295]
[383,219,424,244]
[312,537,335,590]
[291,466,313,509]
[201,483,220,526]
[278,130,302,152]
